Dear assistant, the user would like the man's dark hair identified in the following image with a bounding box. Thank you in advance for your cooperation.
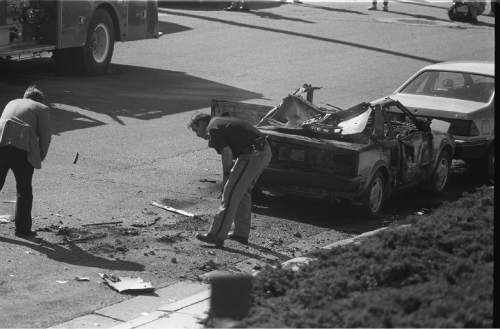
[188,112,211,129]
[23,85,45,103]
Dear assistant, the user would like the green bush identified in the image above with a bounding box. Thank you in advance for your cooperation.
[239,186,493,328]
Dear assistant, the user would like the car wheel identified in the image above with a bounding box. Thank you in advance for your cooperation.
[79,8,115,75]
[362,171,385,217]
[428,150,451,193]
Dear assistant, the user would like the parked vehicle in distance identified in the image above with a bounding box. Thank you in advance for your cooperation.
[386,61,494,183]
[212,86,455,216]
[0,0,159,75]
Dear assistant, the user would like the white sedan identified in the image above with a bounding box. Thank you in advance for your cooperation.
[387,61,494,183]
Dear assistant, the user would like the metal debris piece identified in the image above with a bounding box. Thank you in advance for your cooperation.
[100,273,154,294]
[131,217,161,227]
[0,215,12,223]
[151,201,197,218]
[75,277,90,281]
[199,179,217,183]
[2,200,16,203]
[63,232,107,243]
[73,152,79,164]
[82,221,123,227]
[56,280,68,284]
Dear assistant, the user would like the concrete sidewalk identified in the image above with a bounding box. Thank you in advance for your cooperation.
[50,226,393,329]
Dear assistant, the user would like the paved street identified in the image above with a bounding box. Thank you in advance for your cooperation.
[0,0,495,327]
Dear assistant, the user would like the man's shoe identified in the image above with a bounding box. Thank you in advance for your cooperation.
[227,233,248,244]
[368,5,377,10]
[15,230,37,238]
[196,233,224,247]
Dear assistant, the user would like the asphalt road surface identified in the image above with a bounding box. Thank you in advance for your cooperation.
[0,1,495,327]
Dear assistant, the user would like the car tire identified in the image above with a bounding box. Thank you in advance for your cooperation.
[77,8,115,75]
[427,149,451,193]
[468,143,494,185]
[486,143,494,185]
[361,170,385,217]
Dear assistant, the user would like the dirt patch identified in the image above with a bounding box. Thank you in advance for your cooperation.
[234,186,494,328]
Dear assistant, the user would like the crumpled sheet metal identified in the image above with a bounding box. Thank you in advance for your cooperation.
[100,273,154,294]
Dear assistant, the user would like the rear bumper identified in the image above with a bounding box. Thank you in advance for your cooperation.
[454,139,491,160]
[257,167,366,200]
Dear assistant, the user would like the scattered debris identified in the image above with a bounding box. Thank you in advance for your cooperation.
[151,201,198,218]
[118,228,140,236]
[75,277,90,282]
[157,232,186,244]
[73,152,79,164]
[199,260,220,272]
[131,217,161,228]
[416,208,432,216]
[282,257,316,272]
[82,221,123,227]
[199,179,217,183]
[100,273,154,294]
[63,232,107,243]
[24,251,35,255]
[0,215,12,223]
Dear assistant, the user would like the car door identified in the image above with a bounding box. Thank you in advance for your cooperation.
[384,103,433,185]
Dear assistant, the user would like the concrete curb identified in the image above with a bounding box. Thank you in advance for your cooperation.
[53,224,404,329]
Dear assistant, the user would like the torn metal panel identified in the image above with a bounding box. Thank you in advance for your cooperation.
[100,273,154,294]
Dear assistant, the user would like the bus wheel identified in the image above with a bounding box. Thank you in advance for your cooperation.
[80,8,115,75]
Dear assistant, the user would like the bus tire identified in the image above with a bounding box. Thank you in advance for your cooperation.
[79,8,115,75]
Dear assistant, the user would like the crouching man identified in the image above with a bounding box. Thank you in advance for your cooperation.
[189,113,271,247]
[0,86,51,237]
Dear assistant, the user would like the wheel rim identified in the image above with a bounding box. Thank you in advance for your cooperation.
[369,176,384,213]
[435,156,449,191]
[91,23,110,64]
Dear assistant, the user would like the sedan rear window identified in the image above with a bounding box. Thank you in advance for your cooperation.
[400,70,495,103]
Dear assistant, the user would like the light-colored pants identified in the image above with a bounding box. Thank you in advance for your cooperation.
[209,142,272,240]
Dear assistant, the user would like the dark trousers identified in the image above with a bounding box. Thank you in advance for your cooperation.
[0,146,34,233]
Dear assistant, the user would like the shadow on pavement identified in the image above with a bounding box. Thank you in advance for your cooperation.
[0,235,145,271]
[294,2,368,16]
[160,8,441,64]
[252,165,486,235]
[244,9,315,23]
[158,20,192,35]
[158,1,283,11]
[0,61,263,134]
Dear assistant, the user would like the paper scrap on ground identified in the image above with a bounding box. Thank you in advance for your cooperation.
[151,201,197,218]
[0,215,12,223]
[100,273,154,293]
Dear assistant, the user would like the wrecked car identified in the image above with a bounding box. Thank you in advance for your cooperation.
[211,86,455,216]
